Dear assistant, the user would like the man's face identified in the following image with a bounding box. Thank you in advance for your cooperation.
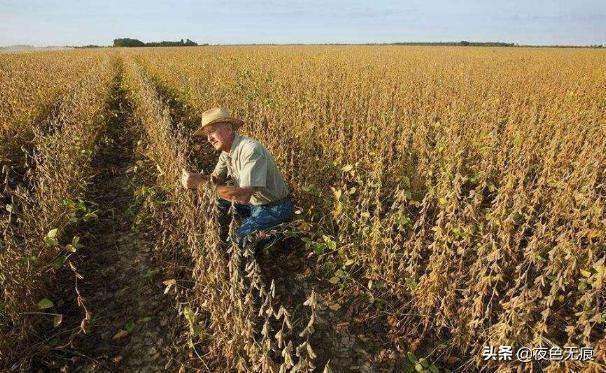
[205,122,233,152]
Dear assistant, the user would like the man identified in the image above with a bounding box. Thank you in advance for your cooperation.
[181,107,293,247]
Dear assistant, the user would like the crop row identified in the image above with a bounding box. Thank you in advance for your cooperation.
[122,58,320,372]
[0,54,115,367]
[132,46,606,370]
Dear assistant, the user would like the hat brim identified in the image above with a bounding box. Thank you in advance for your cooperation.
[192,118,244,137]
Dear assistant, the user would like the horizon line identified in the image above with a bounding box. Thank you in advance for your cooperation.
[2,40,605,49]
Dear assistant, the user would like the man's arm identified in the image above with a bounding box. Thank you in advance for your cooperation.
[207,173,256,204]
[214,185,257,204]
[188,145,267,204]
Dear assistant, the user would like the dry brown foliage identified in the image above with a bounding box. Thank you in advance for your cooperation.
[132,46,606,371]
[1,46,604,371]
[123,59,318,371]
[0,54,115,365]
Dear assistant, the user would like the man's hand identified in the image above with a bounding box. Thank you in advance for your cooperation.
[210,174,226,186]
[181,169,208,189]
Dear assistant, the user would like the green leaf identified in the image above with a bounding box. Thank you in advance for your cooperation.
[183,306,197,335]
[52,255,68,270]
[44,228,59,247]
[183,307,195,323]
[322,235,337,251]
[143,268,159,279]
[21,255,38,264]
[47,228,58,239]
[451,227,464,239]
[407,351,417,363]
[125,320,135,333]
[304,238,327,255]
[38,298,54,310]
[405,277,418,291]
[313,244,325,255]
[398,214,412,228]
[580,269,592,278]
[419,358,429,368]
[83,211,98,222]
[72,236,82,249]
[328,276,340,284]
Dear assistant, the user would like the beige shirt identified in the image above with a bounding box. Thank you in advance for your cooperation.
[211,133,290,205]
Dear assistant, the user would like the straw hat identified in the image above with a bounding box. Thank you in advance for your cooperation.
[193,107,244,137]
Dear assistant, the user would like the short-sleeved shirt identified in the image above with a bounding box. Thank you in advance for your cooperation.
[211,132,290,206]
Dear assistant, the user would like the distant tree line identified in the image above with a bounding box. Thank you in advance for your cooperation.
[390,41,517,47]
[113,38,203,47]
[72,39,602,49]
[75,44,106,49]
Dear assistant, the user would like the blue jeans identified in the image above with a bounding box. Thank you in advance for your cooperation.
[216,197,294,247]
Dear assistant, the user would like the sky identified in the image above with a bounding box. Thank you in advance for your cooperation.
[1,0,605,46]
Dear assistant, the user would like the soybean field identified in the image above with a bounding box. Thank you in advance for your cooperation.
[1,46,605,372]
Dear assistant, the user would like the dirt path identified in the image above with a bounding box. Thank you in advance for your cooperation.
[57,69,185,372]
